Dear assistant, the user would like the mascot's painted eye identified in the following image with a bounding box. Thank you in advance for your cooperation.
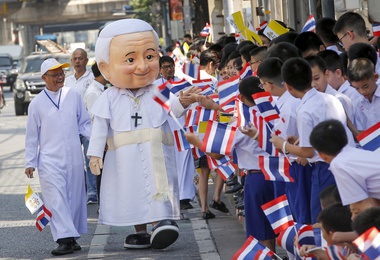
[127,58,134,63]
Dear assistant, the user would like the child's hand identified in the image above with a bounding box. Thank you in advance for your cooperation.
[179,87,201,107]
[296,157,309,166]
[270,133,285,149]
[299,244,317,257]
[184,132,202,148]
[239,122,258,139]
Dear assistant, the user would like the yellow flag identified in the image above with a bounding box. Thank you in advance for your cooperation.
[198,121,208,134]
[25,184,44,214]
[242,28,263,46]
[263,20,289,40]
[232,11,245,32]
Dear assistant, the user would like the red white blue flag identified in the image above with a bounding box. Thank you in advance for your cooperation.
[256,20,268,31]
[258,156,293,182]
[36,205,52,232]
[236,99,257,128]
[207,155,232,169]
[356,121,380,152]
[153,81,171,111]
[353,227,380,260]
[168,78,192,96]
[373,23,380,37]
[261,194,294,234]
[277,222,304,256]
[184,108,198,128]
[297,224,315,248]
[324,245,346,260]
[239,62,252,80]
[215,162,237,181]
[233,235,275,260]
[192,147,205,159]
[252,91,282,122]
[173,126,196,152]
[200,23,211,37]
[202,120,236,155]
[183,62,200,79]
[218,75,240,113]
[195,106,217,126]
[256,115,280,156]
[301,15,316,33]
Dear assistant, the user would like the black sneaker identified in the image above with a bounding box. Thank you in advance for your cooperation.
[124,233,151,249]
[202,210,216,220]
[225,183,243,194]
[180,199,193,210]
[150,220,179,250]
[51,238,74,256]
[226,174,237,186]
[210,200,229,213]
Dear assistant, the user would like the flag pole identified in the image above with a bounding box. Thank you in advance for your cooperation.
[265,121,293,165]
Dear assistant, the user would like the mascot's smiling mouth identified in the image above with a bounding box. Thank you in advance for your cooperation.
[133,71,150,76]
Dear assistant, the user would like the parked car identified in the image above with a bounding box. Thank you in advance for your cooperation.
[13,52,72,116]
[0,53,18,91]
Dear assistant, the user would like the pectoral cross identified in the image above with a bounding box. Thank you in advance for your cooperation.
[131,112,142,127]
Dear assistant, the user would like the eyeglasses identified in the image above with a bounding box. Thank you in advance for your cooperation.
[161,65,175,70]
[45,72,65,79]
[258,81,272,89]
[338,30,353,46]
[249,60,261,65]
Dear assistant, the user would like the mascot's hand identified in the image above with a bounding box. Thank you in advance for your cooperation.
[89,156,103,176]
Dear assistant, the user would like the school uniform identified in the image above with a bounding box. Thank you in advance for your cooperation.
[231,118,276,240]
[353,84,380,131]
[330,145,380,205]
[337,80,361,105]
[296,88,355,223]
[325,84,354,123]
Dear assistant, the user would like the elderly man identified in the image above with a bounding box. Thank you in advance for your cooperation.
[25,58,92,256]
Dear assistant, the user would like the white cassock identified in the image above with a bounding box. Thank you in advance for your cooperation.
[88,85,185,226]
[25,87,91,241]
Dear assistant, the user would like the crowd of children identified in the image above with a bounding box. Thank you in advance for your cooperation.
[161,10,380,260]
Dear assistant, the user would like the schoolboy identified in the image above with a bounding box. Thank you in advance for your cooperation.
[309,119,380,215]
[249,46,267,75]
[257,58,312,223]
[266,42,302,63]
[315,17,342,54]
[185,76,277,252]
[305,55,354,123]
[347,58,380,132]
[294,32,325,57]
[270,58,355,223]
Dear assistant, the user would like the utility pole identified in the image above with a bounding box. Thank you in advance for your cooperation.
[161,0,171,46]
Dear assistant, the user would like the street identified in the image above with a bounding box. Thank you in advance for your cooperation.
[0,87,247,260]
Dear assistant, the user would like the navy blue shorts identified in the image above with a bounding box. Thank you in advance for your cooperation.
[310,162,336,223]
[244,172,276,240]
[286,163,312,224]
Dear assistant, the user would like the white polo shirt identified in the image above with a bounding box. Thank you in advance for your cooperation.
[65,70,94,98]
[275,90,300,139]
[330,145,380,205]
[325,84,354,123]
[353,84,380,131]
[337,80,361,104]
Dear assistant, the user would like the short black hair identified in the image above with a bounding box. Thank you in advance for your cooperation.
[294,32,325,55]
[236,40,255,52]
[250,46,267,60]
[352,207,380,235]
[257,57,283,86]
[220,42,238,65]
[319,184,342,209]
[226,50,241,64]
[281,57,312,91]
[270,31,299,46]
[266,42,301,62]
[223,36,236,46]
[347,58,375,82]
[165,45,174,53]
[305,55,327,73]
[199,49,220,66]
[183,34,192,40]
[208,43,223,55]
[238,76,263,104]
[340,52,349,76]
[233,57,243,71]
[318,50,344,73]
[316,18,339,45]
[239,45,256,63]
[318,203,352,233]
[348,43,378,68]
[159,56,174,68]
[309,119,348,156]
[91,62,102,77]
[333,12,367,38]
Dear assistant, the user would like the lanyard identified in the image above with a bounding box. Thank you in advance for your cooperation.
[44,89,62,109]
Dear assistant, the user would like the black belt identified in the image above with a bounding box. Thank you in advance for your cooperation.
[247,169,261,174]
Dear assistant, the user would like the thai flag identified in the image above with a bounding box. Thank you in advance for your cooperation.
[258,156,293,182]
[239,63,252,80]
[233,235,274,260]
[184,108,198,128]
[277,222,304,256]
[301,14,316,33]
[297,224,315,248]
[168,78,192,96]
[324,245,346,260]
[192,147,205,159]
[356,121,380,152]
[207,155,232,169]
[353,227,380,260]
[218,75,240,112]
[236,99,257,128]
[373,23,380,37]
[193,82,213,95]
[195,106,217,126]
[257,116,280,156]
[183,62,200,79]
[173,126,195,152]
[215,162,237,181]
[153,81,171,111]
[202,120,237,155]
[200,23,211,37]
[261,194,294,234]
[256,20,268,31]
[36,205,52,232]
[252,91,282,122]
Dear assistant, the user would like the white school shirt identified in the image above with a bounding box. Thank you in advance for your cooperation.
[352,84,380,130]
[330,145,380,205]
[337,80,361,104]
[83,80,105,121]
[297,88,355,163]
[275,90,300,139]
[325,84,354,123]
[65,70,94,98]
